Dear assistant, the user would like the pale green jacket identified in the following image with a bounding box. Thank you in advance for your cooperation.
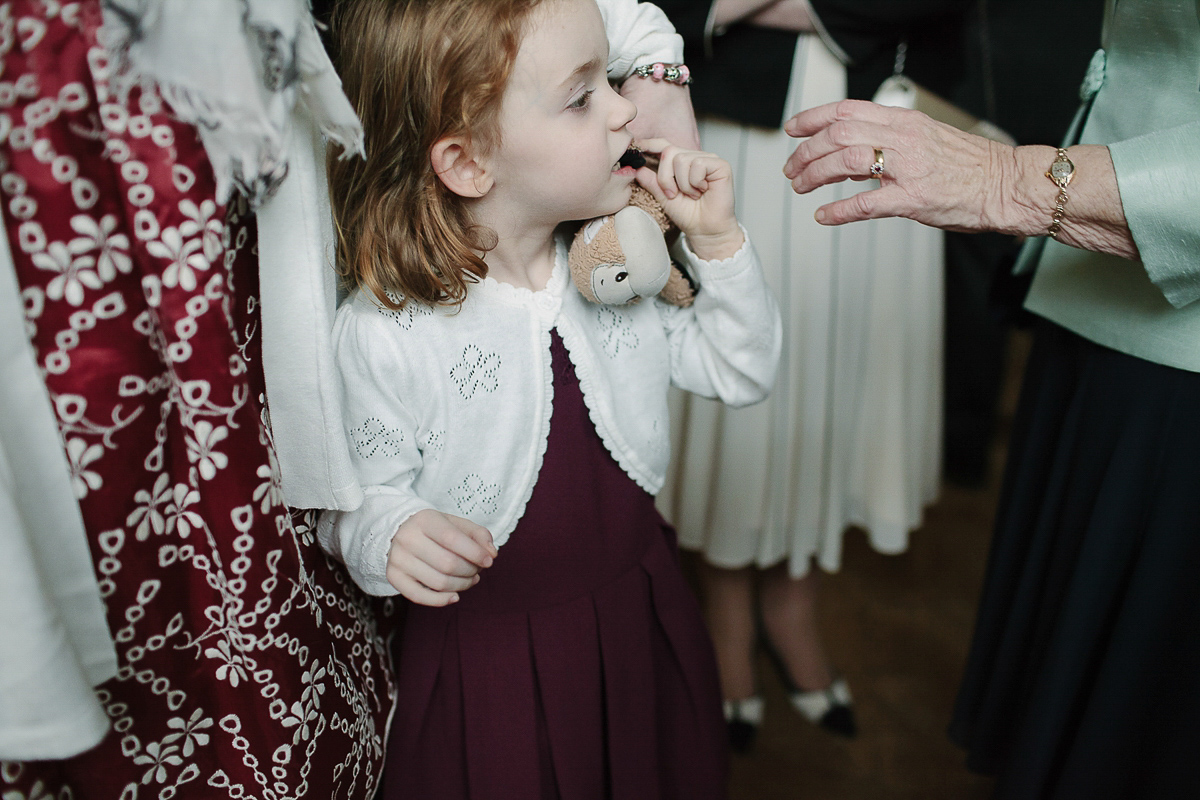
[1023,0,1200,372]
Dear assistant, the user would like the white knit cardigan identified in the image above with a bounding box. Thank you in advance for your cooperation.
[319,233,781,596]
[260,0,690,512]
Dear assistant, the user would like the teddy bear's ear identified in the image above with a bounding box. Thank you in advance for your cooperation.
[430,136,493,198]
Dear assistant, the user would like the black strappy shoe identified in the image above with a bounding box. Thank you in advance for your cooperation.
[760,636,858,739]
[723,695,764,754]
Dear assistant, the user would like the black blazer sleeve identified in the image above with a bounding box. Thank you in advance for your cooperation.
[648,0,798,129]
[807,0,961,65]
[806,0,965,100]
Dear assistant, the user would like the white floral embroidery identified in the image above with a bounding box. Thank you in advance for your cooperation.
[68,212,131,280]
[281,699,320,746]
[134,740,184,785]
[31,239,99,306]
[164,708,214,757]
[146,225,209,291]
[381,298,432,330]
[449,343,501,400]
[165,482,204,538]
[420,429,446,462]
[185,420,229,480]
[447,473,501,516]
[127,472,172,540]
[252,462,282,513]
[350,417,404,459]
[300,664,327,710]
[65,436,103,498]
[596,305,640,357]
[204,639,248,687]
[178,198,224,262]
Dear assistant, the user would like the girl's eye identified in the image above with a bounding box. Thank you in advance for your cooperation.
[569,89,595,111]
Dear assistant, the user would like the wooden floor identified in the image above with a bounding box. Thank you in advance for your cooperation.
[715,332,1030,799]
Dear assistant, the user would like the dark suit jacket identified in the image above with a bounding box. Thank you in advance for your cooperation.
[653,0,1100,145]
[808,0,1102,146]
[651,0,798,128]
[805,0,966,102]
[652,0,964,127]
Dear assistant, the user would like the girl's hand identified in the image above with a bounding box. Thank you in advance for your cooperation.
[634,138,744,262]
[387,509,496,606]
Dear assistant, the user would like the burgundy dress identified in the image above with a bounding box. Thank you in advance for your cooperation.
[384,332,729,800]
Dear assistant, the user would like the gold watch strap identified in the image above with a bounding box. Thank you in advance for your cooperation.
[1045,148,1075,239]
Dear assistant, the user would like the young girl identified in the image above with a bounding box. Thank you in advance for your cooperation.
[321,0,780,797]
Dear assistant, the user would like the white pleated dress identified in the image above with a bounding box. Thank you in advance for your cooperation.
[658,34,943,578]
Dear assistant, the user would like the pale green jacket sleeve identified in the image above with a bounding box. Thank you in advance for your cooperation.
[1109,120,1200,309]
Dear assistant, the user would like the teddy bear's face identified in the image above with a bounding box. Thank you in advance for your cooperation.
[590,262,639,304]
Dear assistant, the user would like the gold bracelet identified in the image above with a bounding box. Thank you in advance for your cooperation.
[1045,147,1075,238]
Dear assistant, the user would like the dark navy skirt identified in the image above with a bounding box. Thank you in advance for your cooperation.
[950,320,1200,799]
[382,332,728,800]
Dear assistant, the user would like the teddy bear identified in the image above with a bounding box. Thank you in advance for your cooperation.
[567,150,696,308]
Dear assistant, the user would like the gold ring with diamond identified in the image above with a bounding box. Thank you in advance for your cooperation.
[870,148,885,178]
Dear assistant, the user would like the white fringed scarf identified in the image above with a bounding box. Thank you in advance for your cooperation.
[100,0,363,207]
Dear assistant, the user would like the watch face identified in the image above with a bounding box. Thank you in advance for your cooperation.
[1050,158,1075,184]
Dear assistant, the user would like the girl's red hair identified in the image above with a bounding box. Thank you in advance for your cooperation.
[329,0,543,308]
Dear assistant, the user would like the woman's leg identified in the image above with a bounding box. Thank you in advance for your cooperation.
[758,563,833,691]
[697,561,757,700]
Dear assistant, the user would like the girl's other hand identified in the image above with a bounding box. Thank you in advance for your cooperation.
[634,138,744,261]
[387,509,497,606]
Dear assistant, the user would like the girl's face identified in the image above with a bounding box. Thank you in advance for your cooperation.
[484,0,639,226]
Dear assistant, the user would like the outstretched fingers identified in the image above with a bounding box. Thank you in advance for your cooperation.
[783,98,894,141]
[811,184,910,226]
[782,97,1013,232]
[789,144,889,195]
[785,116,899,181]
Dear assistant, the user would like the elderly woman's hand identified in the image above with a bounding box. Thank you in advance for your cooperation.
[781,99,1138,260]
[622,77,701,150]
[782,99,1018,231]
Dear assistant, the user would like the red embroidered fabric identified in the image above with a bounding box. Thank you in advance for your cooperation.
[0,3,394,798]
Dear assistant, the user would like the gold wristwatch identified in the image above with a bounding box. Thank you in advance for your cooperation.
[1045,148,1075,239]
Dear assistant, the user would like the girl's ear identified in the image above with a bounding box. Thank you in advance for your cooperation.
[431,136,494,198]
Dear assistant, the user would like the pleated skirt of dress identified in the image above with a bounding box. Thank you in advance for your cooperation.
[659,33,942,578]
[949,320,1200,799]
[383,333,728,800]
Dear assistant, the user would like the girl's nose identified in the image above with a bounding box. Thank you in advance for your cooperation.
[613,90,637,130]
